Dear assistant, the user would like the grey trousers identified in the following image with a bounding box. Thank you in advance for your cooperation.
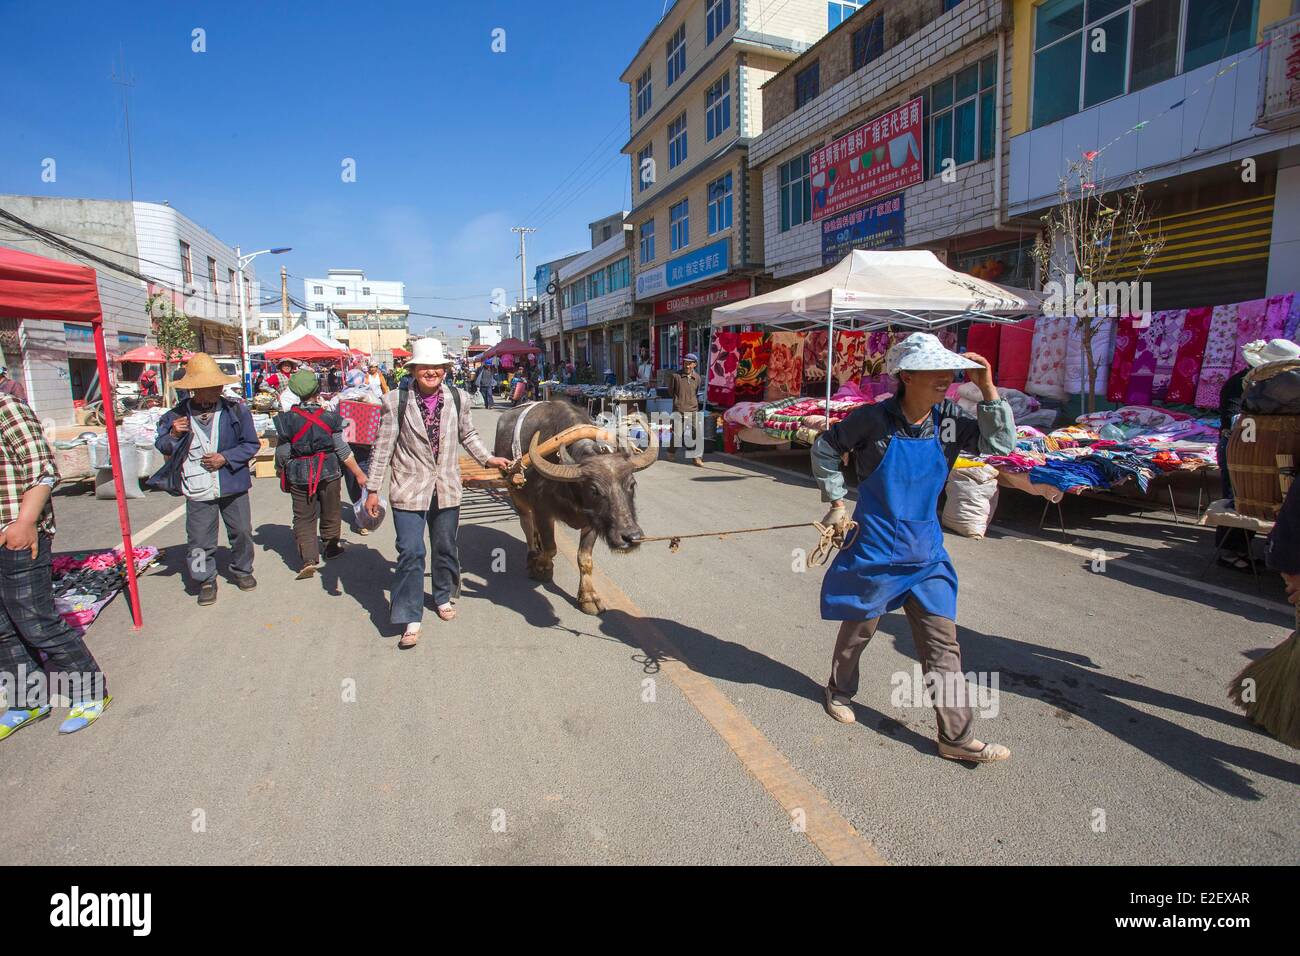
[829,596,974,746]
[671,410,702,460]
[185,492,254,583]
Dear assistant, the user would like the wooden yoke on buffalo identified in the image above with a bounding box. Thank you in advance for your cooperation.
[458,424,618,490]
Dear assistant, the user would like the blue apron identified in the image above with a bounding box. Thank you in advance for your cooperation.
[820,409,958,622]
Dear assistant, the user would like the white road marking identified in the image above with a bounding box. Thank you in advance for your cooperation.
[129,502,188,545]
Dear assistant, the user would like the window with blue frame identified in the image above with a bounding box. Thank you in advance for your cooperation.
[828,0,866,30]
[706,73,731,140]
[779,151,812,232]
[851,11,884,70]
[668,112,688,169]
[795,62,820,108]
[639,220,655,264]
[707,173,733,235]
[636,67,652,119]
[1031,0,1258,129]
[927,54,997,177]
[669,199,690,252]
[666,23,686,86]
[706,0,731,44]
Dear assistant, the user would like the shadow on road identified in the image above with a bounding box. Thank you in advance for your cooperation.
[878,617,1300,800]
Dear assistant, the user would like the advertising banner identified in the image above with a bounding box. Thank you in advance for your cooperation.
[810,97,923,221]
[821,195,905,265]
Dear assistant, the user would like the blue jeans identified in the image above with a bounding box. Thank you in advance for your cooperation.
[344,443,372,509]
[390,498,461,624]
[480,386,495,408]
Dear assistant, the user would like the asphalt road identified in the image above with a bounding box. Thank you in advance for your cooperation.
[2,405,1296,865]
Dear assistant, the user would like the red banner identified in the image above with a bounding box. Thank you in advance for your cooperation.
[810,97,923,221]
[654,278,752,316]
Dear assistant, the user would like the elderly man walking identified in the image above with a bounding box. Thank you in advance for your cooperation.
[154,354,261,606]
[667,352,704,465]
[365,339,510,647]
[0,393,110,738]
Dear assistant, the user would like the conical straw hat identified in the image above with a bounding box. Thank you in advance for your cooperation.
[173,352,238,390]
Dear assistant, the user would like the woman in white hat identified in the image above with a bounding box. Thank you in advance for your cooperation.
[364,338,510,646]
[811,332,1015,763]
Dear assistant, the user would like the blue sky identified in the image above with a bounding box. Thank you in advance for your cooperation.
[0,0,666,336]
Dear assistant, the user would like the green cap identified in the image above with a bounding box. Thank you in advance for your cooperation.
[288,369,320,398]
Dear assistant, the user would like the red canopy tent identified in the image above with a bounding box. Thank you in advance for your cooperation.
[391,346,410,359]
[264,332,348,363]
[116,344,192,364]
[479,337,541,360]
[0,246,143,628]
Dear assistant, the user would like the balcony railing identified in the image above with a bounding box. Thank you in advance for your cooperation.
[1258,14,1300,131]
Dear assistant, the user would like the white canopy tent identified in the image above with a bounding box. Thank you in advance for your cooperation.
[711,249,1043,413]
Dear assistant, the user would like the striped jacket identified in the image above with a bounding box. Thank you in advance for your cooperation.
[365,383,491,511]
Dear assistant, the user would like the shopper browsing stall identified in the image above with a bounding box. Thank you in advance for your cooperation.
[811,332,1014,763]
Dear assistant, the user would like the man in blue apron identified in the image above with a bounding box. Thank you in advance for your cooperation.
[811,332,1015,763]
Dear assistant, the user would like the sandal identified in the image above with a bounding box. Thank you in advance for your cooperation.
[937,740,1011,763]
[1217,555,1251,572]
[398,624,421,649]
[436,604,457,622]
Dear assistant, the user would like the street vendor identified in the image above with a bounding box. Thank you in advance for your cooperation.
[274,370,369,579]
[266,358,298,394]
[811,332,1014,764]
[364,339,510,647]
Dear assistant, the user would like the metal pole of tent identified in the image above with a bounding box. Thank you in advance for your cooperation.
[825,310,835,421]
[91,317,143,629]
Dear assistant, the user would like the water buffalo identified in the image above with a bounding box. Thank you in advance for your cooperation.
[494,401,657,614]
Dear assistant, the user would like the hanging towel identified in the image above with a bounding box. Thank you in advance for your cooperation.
[996,318,1035,392]
[1231,299,1269,374]
[764,331,804,400]
[1263,293,1294,341]
[1066,318,1114,396]
[1025,316,1070,401]
[1194,303,1241,407]
[733,331,771,402]
[1107,316,1141,403]
[863,330,892,379]
[966,323,1002,378]
[1286,295,1300,343]
[832,329,868,387]
[1148,310,1187,402]
[707,331,740,406]
[803,328,829,384]
[1124,315,1159,405]
[1165,306,1212,404]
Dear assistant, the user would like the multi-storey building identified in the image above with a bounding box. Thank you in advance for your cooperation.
[752,0,1033,294]
[0,195,255,421]
[1008,0,1300,307]
[621,0,832,372]
[535,253,583,366]
[302,268,408,354]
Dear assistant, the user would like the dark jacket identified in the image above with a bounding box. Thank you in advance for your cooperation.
[812,397,1015,502]
[1266,479,1300,574]
[669,370,701,412]
[155,397,261,496]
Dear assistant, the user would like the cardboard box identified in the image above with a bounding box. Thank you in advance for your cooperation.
[253,457,277,479]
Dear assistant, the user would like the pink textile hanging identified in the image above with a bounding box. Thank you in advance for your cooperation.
[1263,293,1294,341]
[1124,316,1159,405]
[1231,299,1269,374]
[707,331,739,406]
[803,328,829,383]
[1148,310,1187,402]
[1164,306,1212,404]
[764,331,804,400]
[1194,303,1241,407]
[1107,316,1141,403]
[1025,316,1070,401]
[965,323,1001,378]
[832,330,868,387]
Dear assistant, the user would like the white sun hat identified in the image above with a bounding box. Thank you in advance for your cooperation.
[1242,338,1300,368]
[408,338,452,367]
[885,332,982,374]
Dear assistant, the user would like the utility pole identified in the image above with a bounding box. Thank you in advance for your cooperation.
[111,47,136,203]
[280,266,289,336]
[511,225,536,328]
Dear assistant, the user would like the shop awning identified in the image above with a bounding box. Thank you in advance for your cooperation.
[391,346,410,358]
[116,345,192,364]
[0,246,144,629]
[479,337,541,359]
[712,250,1041,331]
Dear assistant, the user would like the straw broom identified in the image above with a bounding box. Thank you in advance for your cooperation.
[1228,603,1300,749]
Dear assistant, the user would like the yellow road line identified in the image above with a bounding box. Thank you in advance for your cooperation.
[553,532,887,866]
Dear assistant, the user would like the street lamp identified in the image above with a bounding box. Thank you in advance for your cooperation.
[235,245,292,397]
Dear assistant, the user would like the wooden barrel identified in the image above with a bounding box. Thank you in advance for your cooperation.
[1227,414,1300,519]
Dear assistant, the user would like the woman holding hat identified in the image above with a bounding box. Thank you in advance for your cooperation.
[154,353,262,606]
[365,338,510,646]
[273,370,370,579]
[811,331,1015,763]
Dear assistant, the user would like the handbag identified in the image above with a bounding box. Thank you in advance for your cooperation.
[146,432,189,496]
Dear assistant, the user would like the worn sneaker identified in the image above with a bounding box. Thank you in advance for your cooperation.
[823,686,856,723]
[0,706,51,740]
[58,695,113,734]
[198,581,217,606]
[296,562,318,580]
[232,574,257,591]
